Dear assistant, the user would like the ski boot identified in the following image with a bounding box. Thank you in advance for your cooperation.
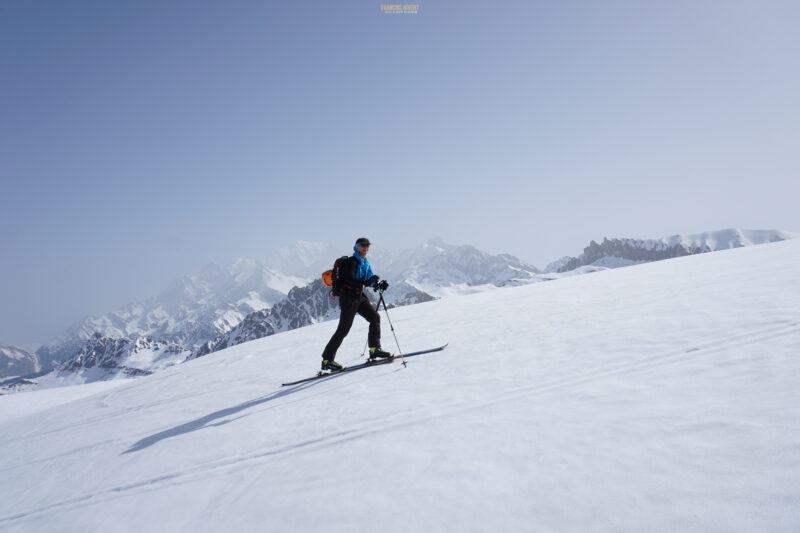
[321,359,344,372]
[368,347,392,360]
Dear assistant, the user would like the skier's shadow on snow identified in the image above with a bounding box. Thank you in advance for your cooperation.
[122,377,336,455]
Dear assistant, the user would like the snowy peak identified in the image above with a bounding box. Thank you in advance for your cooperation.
[385,240,541,291]
[193,279,345,358]
[662,228,795,249]
[552,228,795,273]
[421,236,451,251]
[0,345,39,377]
[37,255,312,369]
[58,332,189,379]
[544,256,574,274]
[158,257,305,308]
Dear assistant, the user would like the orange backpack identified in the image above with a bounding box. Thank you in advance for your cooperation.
[321,255,351,296]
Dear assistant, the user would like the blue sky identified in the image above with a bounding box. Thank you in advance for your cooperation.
[1,0,799,347]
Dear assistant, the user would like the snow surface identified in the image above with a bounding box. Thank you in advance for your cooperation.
[26,367,137,392]
[0,379,130,424]
[1,239,799,532]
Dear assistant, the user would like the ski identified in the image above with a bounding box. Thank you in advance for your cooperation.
[281,344,448,386]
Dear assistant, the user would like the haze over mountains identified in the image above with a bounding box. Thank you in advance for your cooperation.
[1,229,794,389]
[0,347,39,379]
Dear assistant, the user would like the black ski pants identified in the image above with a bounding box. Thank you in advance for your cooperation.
[321,292,381,361]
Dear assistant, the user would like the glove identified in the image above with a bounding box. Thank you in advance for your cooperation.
[366,275,379,287]
[377,279,389,291]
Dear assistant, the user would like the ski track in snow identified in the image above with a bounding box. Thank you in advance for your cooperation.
[2,321,798,527]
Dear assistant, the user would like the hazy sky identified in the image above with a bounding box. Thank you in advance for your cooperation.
[1,0,799,347]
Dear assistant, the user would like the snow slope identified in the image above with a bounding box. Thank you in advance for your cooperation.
[0,379,130,425]
[0,239,798,532]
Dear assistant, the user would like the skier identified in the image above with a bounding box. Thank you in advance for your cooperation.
[321,237,391,371]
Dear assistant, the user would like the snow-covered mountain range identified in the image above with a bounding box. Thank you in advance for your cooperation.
[60,334,189,378]
[30,244,351,375]
[3,229,795,389]
[378,237,541,292]
[34,259,308,368]
[11,239,540,386]
[192,280,343,358]
[192,280,438,361]
[546,228,795,272]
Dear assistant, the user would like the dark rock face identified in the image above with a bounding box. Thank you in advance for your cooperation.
[557,238,713,273]
[0,378,37,394]
[35,340,84,372]
[193,310,275,358]
[61,333,128,371]
[59,333,185,376]
[192,279,343,359]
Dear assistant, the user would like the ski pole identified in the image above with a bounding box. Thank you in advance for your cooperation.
[377,288,406,367]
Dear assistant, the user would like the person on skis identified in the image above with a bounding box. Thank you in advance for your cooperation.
[321,237,390,371]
